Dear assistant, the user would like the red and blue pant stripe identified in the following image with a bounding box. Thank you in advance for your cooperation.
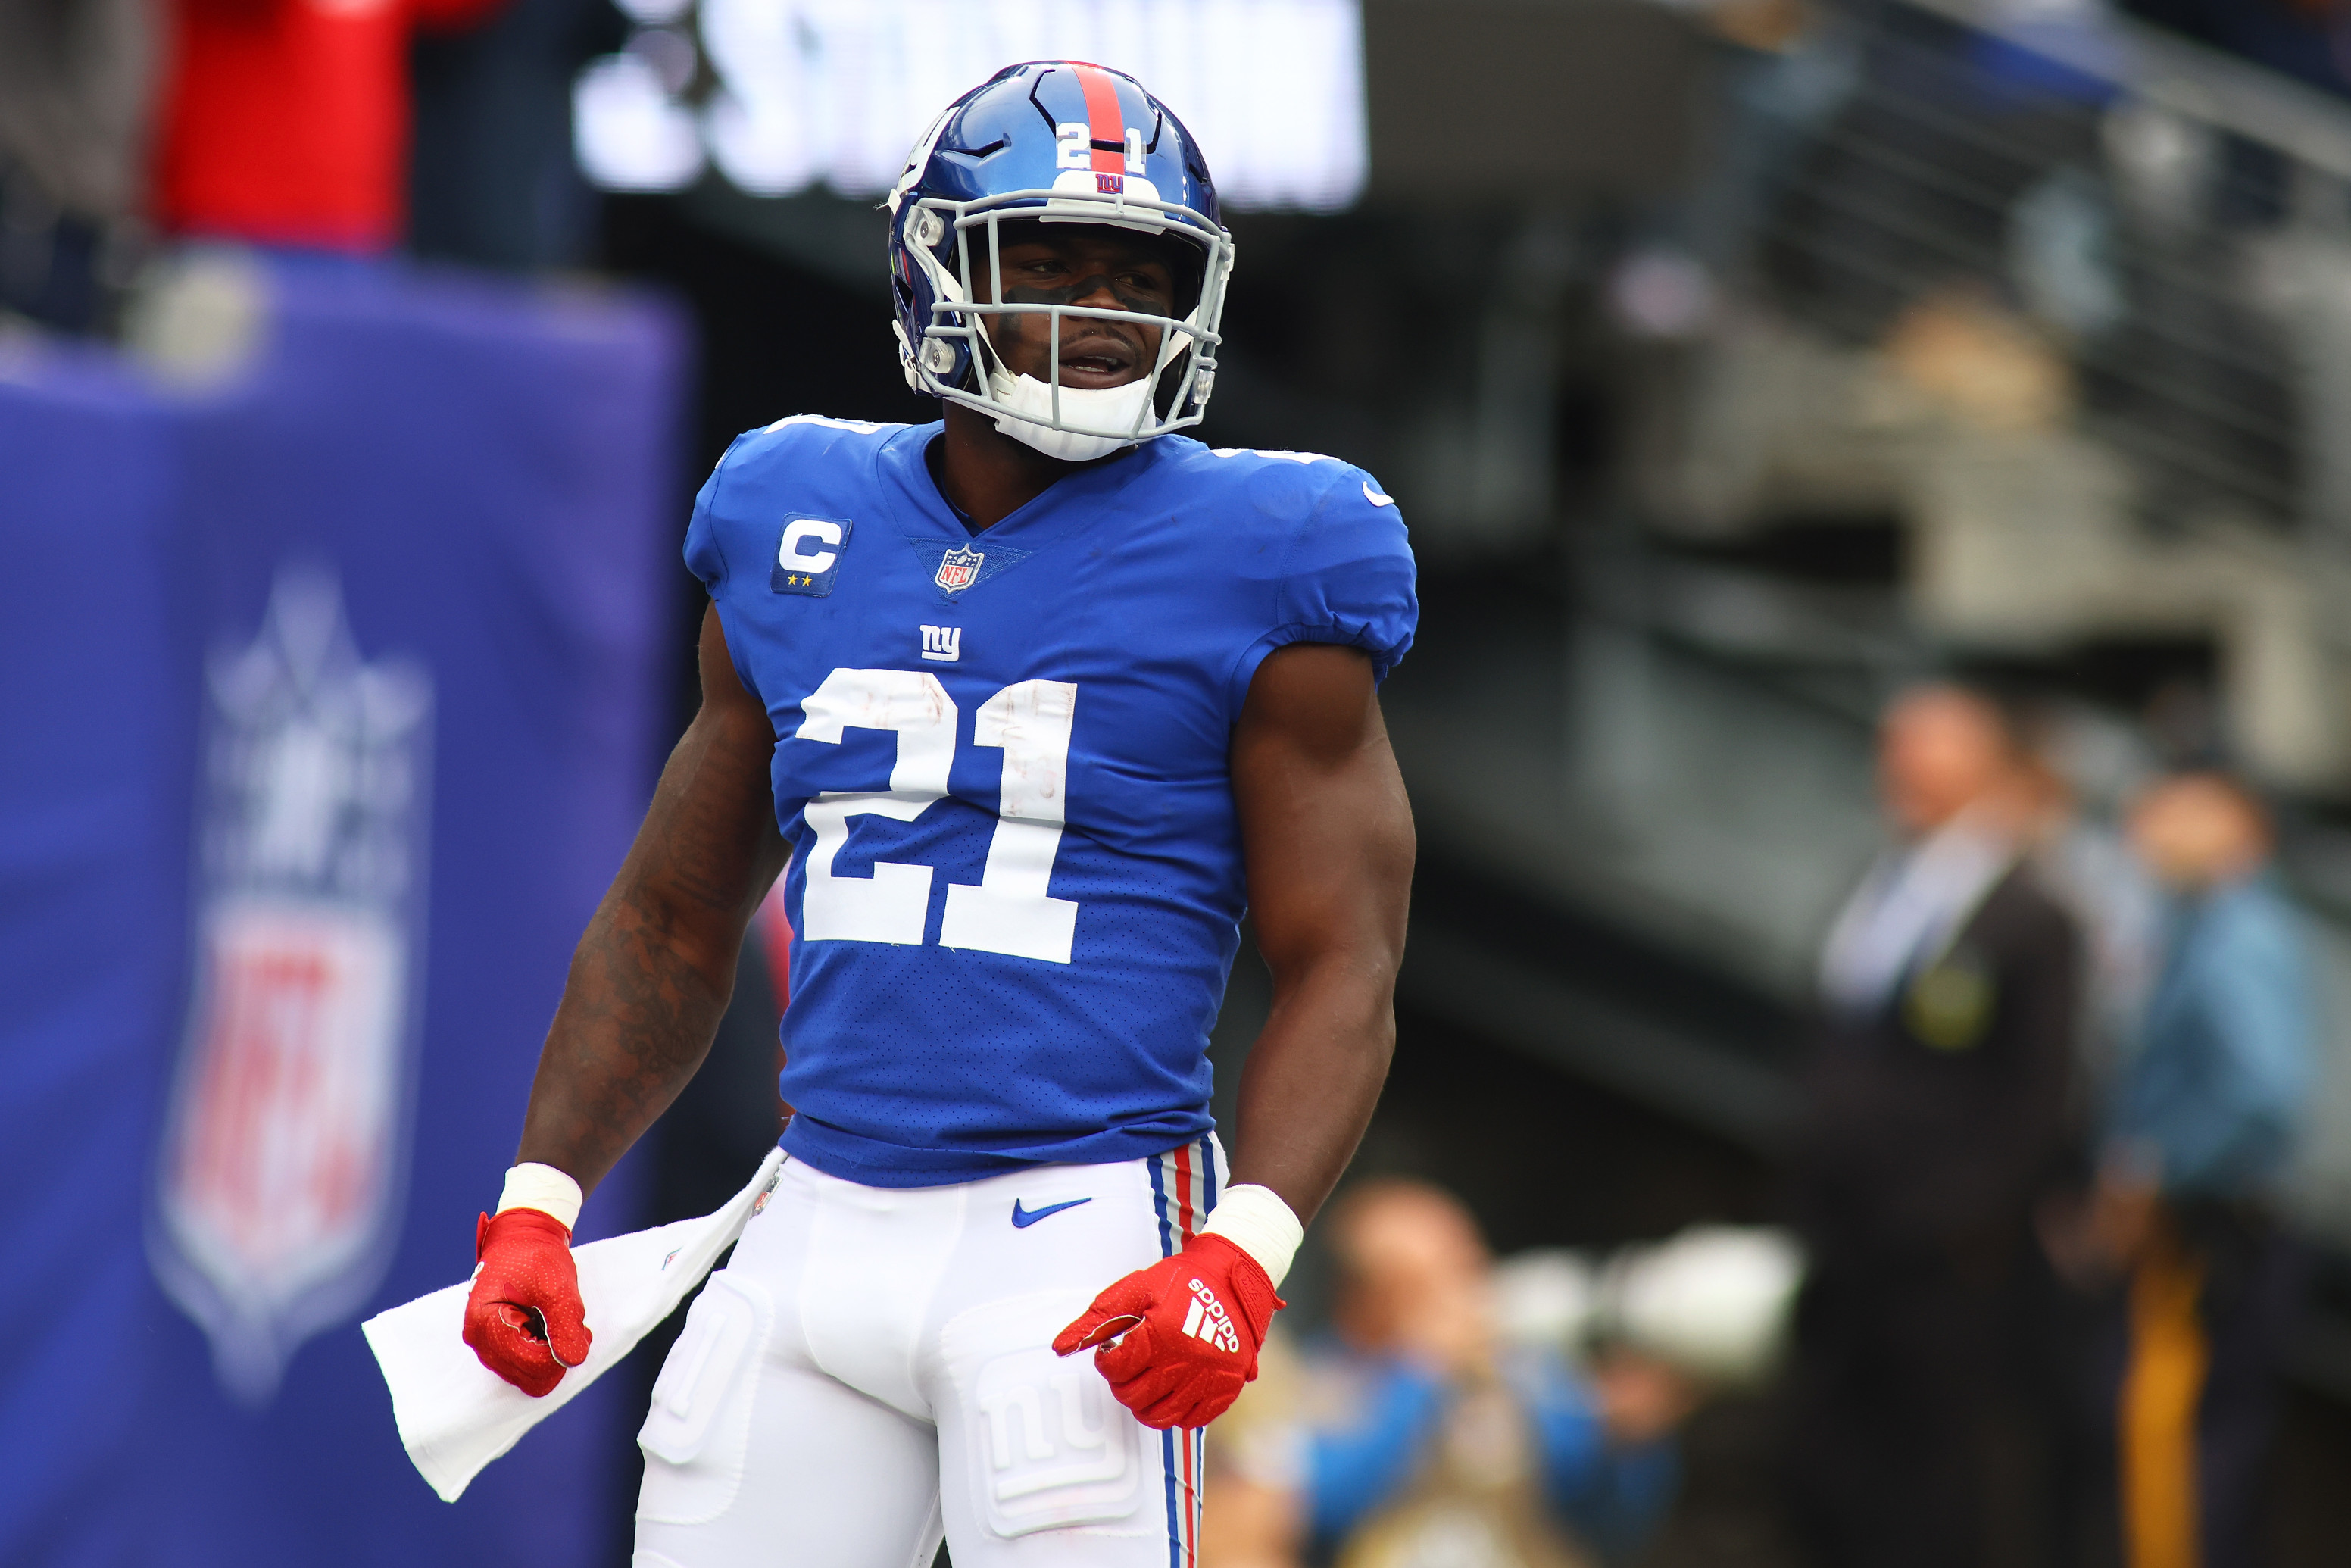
[1147,1134,1220,1568]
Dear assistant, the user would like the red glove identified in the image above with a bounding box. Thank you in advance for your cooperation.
[1053,1232,1283,1429]
[462,1208,592,1397]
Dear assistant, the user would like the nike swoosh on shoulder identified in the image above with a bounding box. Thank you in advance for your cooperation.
[1362,479,1395,507]
[1011,1198,1092,1228]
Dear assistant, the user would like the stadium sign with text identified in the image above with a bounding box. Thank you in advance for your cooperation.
[573,0,1367,213]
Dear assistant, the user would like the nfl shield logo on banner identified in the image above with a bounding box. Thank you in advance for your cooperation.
[151,567,434,1405]
[935,544,985,593]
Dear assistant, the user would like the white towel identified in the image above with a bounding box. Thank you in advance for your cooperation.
[362,1148,786,1502]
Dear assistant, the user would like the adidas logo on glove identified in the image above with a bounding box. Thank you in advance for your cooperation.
[1179,1278,1242,1353]
[1052,1183,1300,1430]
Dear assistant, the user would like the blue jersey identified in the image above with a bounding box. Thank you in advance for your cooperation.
[685,416,1416,1186]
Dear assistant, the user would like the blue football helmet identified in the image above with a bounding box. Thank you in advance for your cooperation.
[885,61,1235,460]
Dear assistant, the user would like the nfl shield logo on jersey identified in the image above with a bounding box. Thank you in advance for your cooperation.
[935,544,985,593]
[151,567,433,1405]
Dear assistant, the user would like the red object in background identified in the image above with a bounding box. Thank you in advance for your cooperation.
[754,881,792,1012]
[155,0,504,251]
[756,880,793,1125]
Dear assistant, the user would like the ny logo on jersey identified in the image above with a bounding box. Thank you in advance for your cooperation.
[920,625,961,663]
[935,545,984,592]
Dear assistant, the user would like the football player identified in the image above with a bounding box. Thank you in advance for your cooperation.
[463,61,1416,1566]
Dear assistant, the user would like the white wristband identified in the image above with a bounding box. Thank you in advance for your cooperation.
[1198,1184,1304,1290]
[495,1163,582,1232]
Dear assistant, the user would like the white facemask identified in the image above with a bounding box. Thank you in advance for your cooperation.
[986,367,1158,462]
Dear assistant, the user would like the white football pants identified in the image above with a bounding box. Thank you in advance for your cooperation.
[632,1134,1223,1568]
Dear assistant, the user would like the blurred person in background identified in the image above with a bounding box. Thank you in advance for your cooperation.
[0,0,153,330]
[1203,1180,1689,1568]
[1791,682,2085,1568]
[2012,717,2165,1098]
[2087,772,2315,1568]
[2011,718,2174,1568]
[154,0,507,252]
[1201,1328,1310,1568]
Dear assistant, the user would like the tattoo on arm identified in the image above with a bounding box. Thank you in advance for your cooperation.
[516,605,786,1194]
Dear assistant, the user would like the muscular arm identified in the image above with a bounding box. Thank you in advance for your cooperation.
[515,604,787,1192]
[1227,643,1415,1226]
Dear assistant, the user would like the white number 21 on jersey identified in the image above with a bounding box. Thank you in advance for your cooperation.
[793,668,1079,964]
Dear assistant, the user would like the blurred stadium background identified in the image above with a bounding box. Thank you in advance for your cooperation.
[18,0,2351,1562]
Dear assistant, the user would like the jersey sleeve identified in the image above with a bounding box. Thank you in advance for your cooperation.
[682,433,751,592]
[683,432,770,702]
[1228,467,1418,718]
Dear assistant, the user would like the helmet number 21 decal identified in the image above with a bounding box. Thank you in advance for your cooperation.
[1055,122,1147,175]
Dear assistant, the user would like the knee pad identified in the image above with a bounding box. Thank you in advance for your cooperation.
[638,1272,771,1526]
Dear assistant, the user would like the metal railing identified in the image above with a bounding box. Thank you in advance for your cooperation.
[1714,0,2351,530]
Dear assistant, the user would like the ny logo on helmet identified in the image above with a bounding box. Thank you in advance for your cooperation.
[935,545,984,592]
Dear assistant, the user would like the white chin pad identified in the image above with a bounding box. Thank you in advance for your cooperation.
[986,369,1155,462]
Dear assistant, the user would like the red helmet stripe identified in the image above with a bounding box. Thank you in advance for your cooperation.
[1072,64,1129,175]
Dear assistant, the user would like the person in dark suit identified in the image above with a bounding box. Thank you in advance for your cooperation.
[1789,683,2086,1568]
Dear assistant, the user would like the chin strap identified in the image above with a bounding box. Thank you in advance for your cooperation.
[985,367,1157,461]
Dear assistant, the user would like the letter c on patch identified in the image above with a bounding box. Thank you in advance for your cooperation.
[779,519,844,575]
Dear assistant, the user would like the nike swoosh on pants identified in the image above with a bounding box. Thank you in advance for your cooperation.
[1011,1198,1091,1228]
